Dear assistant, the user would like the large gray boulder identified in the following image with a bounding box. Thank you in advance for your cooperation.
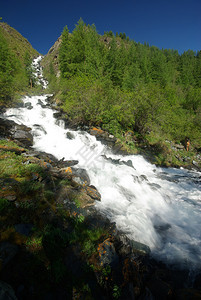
[13,130,33,147]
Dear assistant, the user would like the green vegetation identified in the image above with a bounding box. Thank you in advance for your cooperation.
[0,22,39,106]
[44,19,201,164]
[0,140,117,298]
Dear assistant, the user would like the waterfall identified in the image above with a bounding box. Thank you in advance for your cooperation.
[4,57,201,271]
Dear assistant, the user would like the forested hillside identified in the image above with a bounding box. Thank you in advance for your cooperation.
[44,19,201,161]
[0,22,38,106]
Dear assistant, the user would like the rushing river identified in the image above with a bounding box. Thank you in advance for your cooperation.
[3,57,201,272]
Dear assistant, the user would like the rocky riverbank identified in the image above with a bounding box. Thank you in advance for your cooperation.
[47,95,201,172]
[1,115,201,299]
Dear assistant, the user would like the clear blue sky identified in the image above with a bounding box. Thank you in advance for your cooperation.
[1,0,201,55]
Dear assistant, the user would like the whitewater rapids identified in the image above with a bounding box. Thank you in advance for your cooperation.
[3,57,201,271]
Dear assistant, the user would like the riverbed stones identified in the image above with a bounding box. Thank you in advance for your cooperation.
[66,132,75,140]
[24,102,33,110]
[53,111,63,119]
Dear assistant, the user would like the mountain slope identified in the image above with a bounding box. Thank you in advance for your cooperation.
[0,22,38,61]
[42,19,201,168]
[0,22,38,106]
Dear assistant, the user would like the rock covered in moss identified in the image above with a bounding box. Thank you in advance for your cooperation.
[85,185,101,201]
[98,239,119,267]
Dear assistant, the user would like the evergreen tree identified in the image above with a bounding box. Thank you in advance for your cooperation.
[24,51,35,88]
[56,19,201,149]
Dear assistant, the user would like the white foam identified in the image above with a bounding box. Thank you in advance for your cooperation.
[4,57,201,270]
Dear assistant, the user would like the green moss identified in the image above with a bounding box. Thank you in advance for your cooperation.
[0,150,25,178]
[0,139,24,149]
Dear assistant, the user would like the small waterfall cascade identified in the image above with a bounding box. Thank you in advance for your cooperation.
[32,55,48,89]
[4,57,201,272]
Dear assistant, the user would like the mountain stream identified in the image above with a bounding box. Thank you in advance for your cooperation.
[4,57,201,273]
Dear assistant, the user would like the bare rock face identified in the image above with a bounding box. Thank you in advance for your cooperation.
[41,37,62,78]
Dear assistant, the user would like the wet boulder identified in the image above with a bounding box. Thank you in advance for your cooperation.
[130,240,151,255]
[46,94,54,103]
[53,111,63,118]
[114,233,133,256]
[24,102,33,110]
[85,185,101,201]
[132,175,148,183]
[148,182,161,190]
[25,150,58,165]
[57,157,78,168]
[33,124,47,135]
[13,130,33,147]
[71,168,90,185]
[97,239,119,267]
[0,119,34,147]
[102,155,134,168]
[37,99,44,106]
[120,159,134,168]
[90,128,117,147]
[66,132,75,140]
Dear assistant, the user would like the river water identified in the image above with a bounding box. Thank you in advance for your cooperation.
[4,57,201,272]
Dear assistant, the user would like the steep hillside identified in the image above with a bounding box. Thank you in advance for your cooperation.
[0,22,38,60]
[0,22,39,106]
[42,19,201,168]
[41,36,61,78]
